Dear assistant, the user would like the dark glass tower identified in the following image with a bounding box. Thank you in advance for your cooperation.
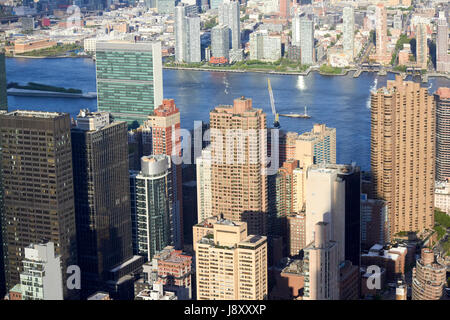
[71,110,139,298]
[0,111,77,298]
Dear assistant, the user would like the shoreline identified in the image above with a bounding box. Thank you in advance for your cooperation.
[6,56,450,79]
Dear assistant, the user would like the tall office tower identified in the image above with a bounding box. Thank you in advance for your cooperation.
[193,217,268,300]
[218,0,241,50]
[435,88,450,181]
[0,141,4,298]
[373,3,390,64]
[0,50,7,111]
[130,155,175,261]
[436,12,450,73]
[295,124,336,168]
[175,4,187,62]
[209,97,268,235]
[305,164,360,265]
[71,110,139,297]
[412,248,446,300]
[175,4,201,63]
[371,76,435,237]
[196,146,212,223]
[303,222,339,300]
[96,41,163,125]
[19,242,63,300]
[0,111,77,298]
[415,22,428,70]
[291,12,301,47]
[342,6,355,60]
[145,99,183,248]
[299,17,314,65]
[211,24,230,61]
[185,15,201,63]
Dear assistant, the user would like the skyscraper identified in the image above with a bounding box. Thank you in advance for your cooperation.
[294,123,336,168]
[435,87,450,181]
[175,4,201,63]
[343,6,355,61]
[305,164,360,264]
[218,0,241,50]
[194,216,268,300]
[196,146,212,223]
[0,111,77,298]
[209,97,268,235]
[291,12,301,47]
[436,12,450,73]
[299,17,314,65]
[372,3,390,64]
[412,248,446,300]
[371,76,435,237]
[211,24,230,61]
[303,222,339,300]
[130,155,175,261]
[96,41,163,125]
[278,0,291,19]
[0,50,7,111]
[71,110,138,297]
[415,22,428,70]
[145,99,183,248]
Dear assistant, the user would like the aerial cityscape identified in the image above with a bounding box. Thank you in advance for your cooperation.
[0,0,449,304]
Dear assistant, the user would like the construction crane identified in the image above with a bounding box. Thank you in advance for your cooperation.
[267,78,280,128]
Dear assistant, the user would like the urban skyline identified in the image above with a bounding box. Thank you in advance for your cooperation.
[0,0,450,304]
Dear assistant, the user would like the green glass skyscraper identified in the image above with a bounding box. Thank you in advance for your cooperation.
[95,41,163,125]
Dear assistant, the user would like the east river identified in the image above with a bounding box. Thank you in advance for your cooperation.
[6,57,450,170]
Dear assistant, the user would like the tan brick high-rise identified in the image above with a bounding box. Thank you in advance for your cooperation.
[371,76,435,237]
[209,97,268,235]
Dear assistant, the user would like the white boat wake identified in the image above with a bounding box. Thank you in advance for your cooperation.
[366,78,378,109]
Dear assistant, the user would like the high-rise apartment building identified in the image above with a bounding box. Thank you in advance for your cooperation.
[209,97,268,235]
[194,216,268,300]
[372,3,390,64]
[278,0,291,19]
[249,30,282,62]
[299,17,314,65]
[371,76,435,236]
[211,24,230,61]
[343,6,355,61]
[436,12,450,73]
[291,12,301,47]
[196,146,212,223]
[435,87,450,181]
[71,110,137,297]
[415,22,428,70]
[0,50,7,111]
[218,0,240,50]
[303,222,339,300]
[175,4,201,63]
[360,195,389,250]
[96,41,163,125]
[145,99,183,248]
[286,212,306,256]
[130,155,175,261]
[412,248,446,300]
[295,123,336,167]
[19,242,63,300]
[0,111,77,297]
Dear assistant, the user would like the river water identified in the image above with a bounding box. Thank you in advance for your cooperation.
[6,57,450,170]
